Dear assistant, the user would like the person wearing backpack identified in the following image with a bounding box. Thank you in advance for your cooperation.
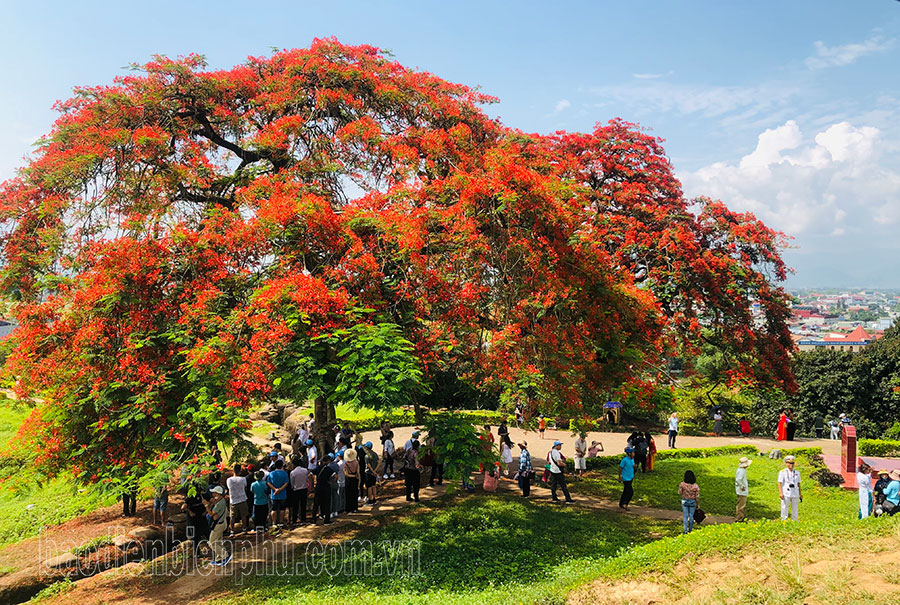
[634,434,649,473]
[548,441,574,503]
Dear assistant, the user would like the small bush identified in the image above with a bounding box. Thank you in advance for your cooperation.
[809,468,845,487]
[566,444,761,472]
[858,439,900,457]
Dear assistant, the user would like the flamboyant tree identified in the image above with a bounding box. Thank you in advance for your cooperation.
[0,39,794,485]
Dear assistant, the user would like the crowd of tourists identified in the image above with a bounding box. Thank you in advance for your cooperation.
[134,412,893,565]
[143,417,448,566]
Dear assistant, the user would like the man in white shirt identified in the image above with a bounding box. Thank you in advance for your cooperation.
[735,457,751,522]
[226,464,251,534]
[549,441,574,503]
[573,433,587,480]
[777,455,802,520]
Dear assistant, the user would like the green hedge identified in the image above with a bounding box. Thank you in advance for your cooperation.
[858,439,900,457]
[778,446,823,459]
[339,409,510,433]
[565,444,761,471]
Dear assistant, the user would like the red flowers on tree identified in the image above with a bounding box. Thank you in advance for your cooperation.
[0,39,794,484]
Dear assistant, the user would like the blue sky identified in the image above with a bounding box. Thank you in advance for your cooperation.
[2,1,899,287]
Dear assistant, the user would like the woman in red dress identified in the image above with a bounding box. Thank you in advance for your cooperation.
[776,410,788,441]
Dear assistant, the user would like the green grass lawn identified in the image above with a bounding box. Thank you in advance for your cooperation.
[217,494,679,604]
[0,396,116,548]
[568,452,858,521]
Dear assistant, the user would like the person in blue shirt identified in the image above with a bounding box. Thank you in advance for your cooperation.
[266,458,290,527]
[250,471,270,532]
[619,446,636,510]
[884,469,900,516]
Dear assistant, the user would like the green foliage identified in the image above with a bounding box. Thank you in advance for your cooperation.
[0,393,28,450]
[567,444,760,471]
[329,323,429,411]
[424,414,496,480]
[30,578,74,602]
[72,534,112,556]
[858,438,900,457]
[671,381,761,434]
[0,478,115,547]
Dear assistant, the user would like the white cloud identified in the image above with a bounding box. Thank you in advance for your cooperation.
[554,99,571,113]
[680,120,900,245]
[589,80,799,120]
[805,35,893,69]
[632,73,663,80]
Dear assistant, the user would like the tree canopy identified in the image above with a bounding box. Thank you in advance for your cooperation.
[0,39,794,484]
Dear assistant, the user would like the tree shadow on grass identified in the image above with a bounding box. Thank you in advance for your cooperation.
[248,494,675,595]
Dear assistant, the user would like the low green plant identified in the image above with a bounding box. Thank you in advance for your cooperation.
[858,438,900,457]
[30,578,75,601]
[72,534,112,556]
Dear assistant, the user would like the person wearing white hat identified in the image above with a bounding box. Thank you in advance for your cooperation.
[777,455,802,521]
[735,457,752,522]
[206,485,231,565]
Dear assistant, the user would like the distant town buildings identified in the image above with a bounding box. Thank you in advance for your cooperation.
[787,289,898,354]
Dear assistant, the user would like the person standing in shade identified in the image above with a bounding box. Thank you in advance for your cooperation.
[226,464,251,534]
[205,485,231,566]
[289,456,309,526]
[777,455,802,521]
[362,441,380,506]
[250,470,269,532]
[667,413,679,448]
[517,442,533,497]
[678,470,700,534]
[404,439,422,502]
[548,440,574,503]
[342,448,361,513]
[814,414,825,439]
[735,457,752,522]
[857,462,874,519]
[313,457,335,524]
[266,458,290,527]
[619,446,636,510]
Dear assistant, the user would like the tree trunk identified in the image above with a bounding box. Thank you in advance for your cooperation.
[313,395,335,457]
[413,398,425,424]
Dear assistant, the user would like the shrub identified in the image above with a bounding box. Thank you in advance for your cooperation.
[809,469,845,487]
[858,439,900,457]
[566,444,761,471]
[779,446,823,460]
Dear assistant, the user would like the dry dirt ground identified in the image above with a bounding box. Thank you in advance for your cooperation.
[568,533,900,604]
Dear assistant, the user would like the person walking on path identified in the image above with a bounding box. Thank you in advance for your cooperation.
[500,438,514,476]
[735,457,751,522]
[573,431,587,480]
[857,462,874,519]
[549,440,574,503]
[517,442,533,497]
[619,446,636,510]
[678,470,700,534]
[538,415,547,439]
[713,409,724,437]
[777,455,802,521]
[667,413,679,448]
[829,418,841,439]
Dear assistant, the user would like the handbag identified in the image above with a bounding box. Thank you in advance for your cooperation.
[694,507,707,524]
